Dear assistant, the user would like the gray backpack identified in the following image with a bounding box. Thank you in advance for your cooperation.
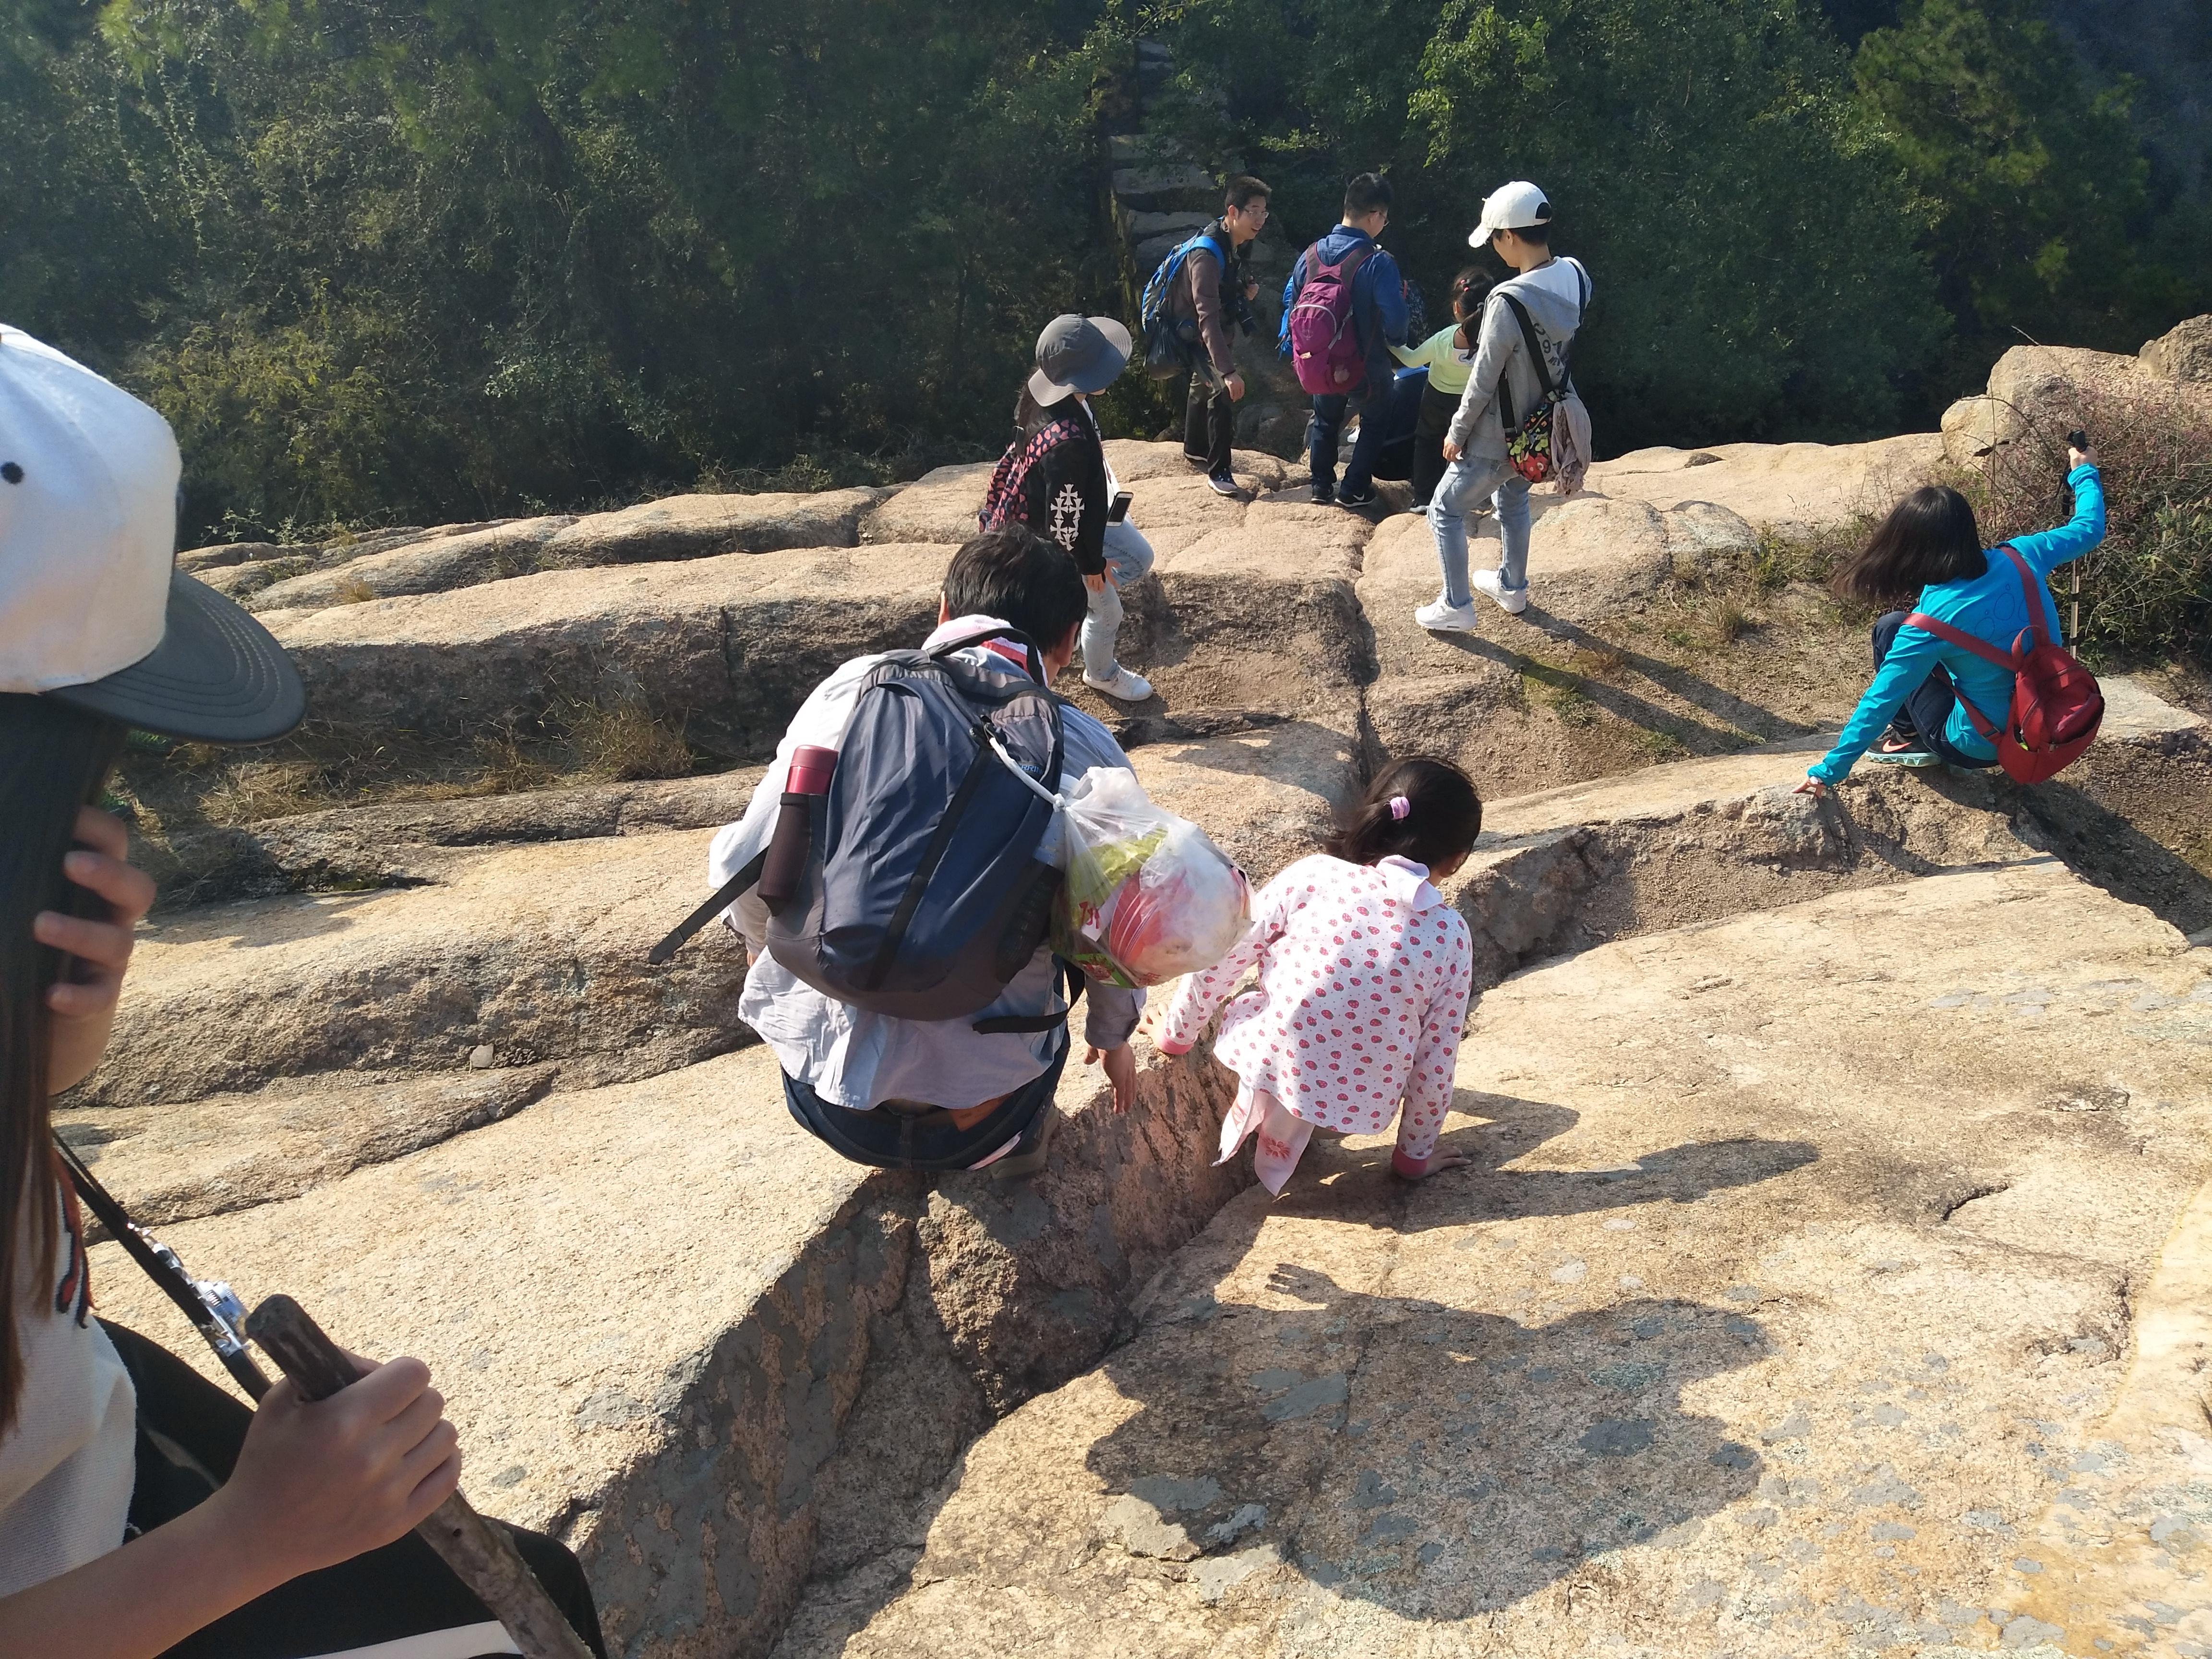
[765,628,1068,1022]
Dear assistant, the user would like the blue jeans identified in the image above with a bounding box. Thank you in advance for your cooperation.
[1429,455,1533,607]
[1308,385,1388,495]
[1082,519,1155,681]
[1871,610,1995,769]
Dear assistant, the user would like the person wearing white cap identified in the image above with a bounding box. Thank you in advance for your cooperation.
[0,325,607,1656]
[981,313,1156,703]
[1417,181,1591,628]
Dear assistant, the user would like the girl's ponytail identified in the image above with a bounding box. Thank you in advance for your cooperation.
[1328,756,1483,871]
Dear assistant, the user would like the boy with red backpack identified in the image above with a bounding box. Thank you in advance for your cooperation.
[1280,173,1409,507]
[1794,442,2106,797]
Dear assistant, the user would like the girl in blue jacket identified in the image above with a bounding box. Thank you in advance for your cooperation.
[1797,442,2104,798]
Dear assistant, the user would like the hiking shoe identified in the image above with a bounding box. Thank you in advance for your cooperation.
[1083,666,1154,702]
[1336,484,1379,508]
[1310,481,1335,505]
[1473,568,1529,615]
[1415,596,1481,633]
[1866,744,1939,768]
[990,1104,1059,1183]
[1206,471,1241,498]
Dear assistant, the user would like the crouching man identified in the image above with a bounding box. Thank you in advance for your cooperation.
[706,525,1142,1177]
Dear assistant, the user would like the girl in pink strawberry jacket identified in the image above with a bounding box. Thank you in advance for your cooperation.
[1157,758,1483,1193]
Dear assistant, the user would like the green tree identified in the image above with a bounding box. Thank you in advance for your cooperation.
[1852,0,2184,373]
[1156,0,1948,449]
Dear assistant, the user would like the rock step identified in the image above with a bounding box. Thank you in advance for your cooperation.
[90,1038,1250,1659]
[787,857,2212,1657]
[78,828,750,1111]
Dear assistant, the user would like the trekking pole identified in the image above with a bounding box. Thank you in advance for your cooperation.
[245,1296,596,1659]
[2065,429,2088,639]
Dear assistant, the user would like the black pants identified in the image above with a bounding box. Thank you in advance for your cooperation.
[108,1322,609,1659]
[1872,610,1996,769]
[781,1034,1070,1171]
[1182,373,1236,476]
[1408,383,1460,507]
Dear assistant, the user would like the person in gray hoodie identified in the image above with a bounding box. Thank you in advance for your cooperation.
[1418,181,1590,626]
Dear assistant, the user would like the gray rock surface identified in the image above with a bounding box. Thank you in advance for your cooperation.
[2140,313,2212,384]
[58,1064,559,1227]
[91,1034,1251,1659]
[790,859,2212,1657]
[80,829,750,1108]
[248,516,578,611]
[269,543,950,757]
[145,768,765,904]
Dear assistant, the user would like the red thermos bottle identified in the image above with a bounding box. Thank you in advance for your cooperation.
[759,745,837,916]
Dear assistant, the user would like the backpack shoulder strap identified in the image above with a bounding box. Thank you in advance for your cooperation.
[1997,544,2053,647]
[1500,292,1557,400]
[1901,609,2011,739]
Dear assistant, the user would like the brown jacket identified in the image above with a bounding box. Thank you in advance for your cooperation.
[1168,220,1243,380]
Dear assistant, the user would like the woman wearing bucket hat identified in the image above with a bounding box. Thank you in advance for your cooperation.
[978,313,1157,704]
[1419,181,1591,629]
[0,325,607,1657]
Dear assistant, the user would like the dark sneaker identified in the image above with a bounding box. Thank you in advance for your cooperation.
[1182,452,1210,470]
[1337,485,1378,508]
[1310,481,1335,505]
[1206,471,1241,498]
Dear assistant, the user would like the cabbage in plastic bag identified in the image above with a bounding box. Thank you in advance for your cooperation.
[1050,768,1251,987]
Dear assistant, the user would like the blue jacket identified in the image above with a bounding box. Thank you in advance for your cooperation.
[1811,466,2105,784]
[1278,225,1409,391]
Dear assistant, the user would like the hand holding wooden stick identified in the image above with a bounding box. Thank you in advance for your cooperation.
[245,1296,596,1659]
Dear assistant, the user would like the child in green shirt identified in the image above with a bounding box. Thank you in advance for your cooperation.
[1390,268,1491,508]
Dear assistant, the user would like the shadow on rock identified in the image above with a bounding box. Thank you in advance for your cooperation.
[1082,1256,1772,1620]
[1258,1089,1819,1237]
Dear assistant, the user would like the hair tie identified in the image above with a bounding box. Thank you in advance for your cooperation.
[1388,794,1412,821]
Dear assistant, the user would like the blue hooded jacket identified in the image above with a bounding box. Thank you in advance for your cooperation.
[1278,225,1409,393]
[1810,466,2105,783]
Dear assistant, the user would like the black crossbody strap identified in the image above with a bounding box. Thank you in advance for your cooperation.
[1501,294,1557,401]
[54,1137,270,1398]
[647,848,767,965]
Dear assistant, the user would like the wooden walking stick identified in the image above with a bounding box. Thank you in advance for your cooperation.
[246,1296,596,1659]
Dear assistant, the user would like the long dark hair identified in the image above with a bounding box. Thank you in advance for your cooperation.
[1014,382,1081,444]
[1329,756,1483,871]
[1449,265,1492,349]
[1832,485,1989,605]
[0,695,127,1431]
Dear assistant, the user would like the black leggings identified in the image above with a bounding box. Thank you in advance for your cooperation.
[107,1323,608,1659]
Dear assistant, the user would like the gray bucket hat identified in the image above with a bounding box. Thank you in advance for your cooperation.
[1026,313,1133,405]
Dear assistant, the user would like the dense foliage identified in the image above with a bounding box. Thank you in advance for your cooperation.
[1,0,2206,539]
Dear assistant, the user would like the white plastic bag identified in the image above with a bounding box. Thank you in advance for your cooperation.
[1048,768,1250,987]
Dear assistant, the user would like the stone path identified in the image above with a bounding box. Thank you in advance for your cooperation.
[96,433,2212,1659]
[784,857,2212,1659]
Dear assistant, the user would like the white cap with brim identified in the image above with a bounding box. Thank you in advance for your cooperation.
[1472,180,1553,243]
[0,325,305,743]
[1026,314,1134,406]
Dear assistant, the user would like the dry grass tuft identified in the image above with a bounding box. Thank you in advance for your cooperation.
[333,575,378,604]
[564,697,695,782]
[1973,382,2212,664]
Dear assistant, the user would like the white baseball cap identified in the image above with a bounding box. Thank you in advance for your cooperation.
[0,325,303,742]
[1472,180,1553,243]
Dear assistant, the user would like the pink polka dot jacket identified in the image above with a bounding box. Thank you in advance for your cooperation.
[1157,854,1475,1166]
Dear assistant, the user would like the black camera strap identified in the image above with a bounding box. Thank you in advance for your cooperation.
[54,1136,270,1399]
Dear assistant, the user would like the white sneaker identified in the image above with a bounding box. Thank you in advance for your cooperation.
[1414,595,1480,633]
[1083,666,1154,702]
[1473,568,1529,615]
